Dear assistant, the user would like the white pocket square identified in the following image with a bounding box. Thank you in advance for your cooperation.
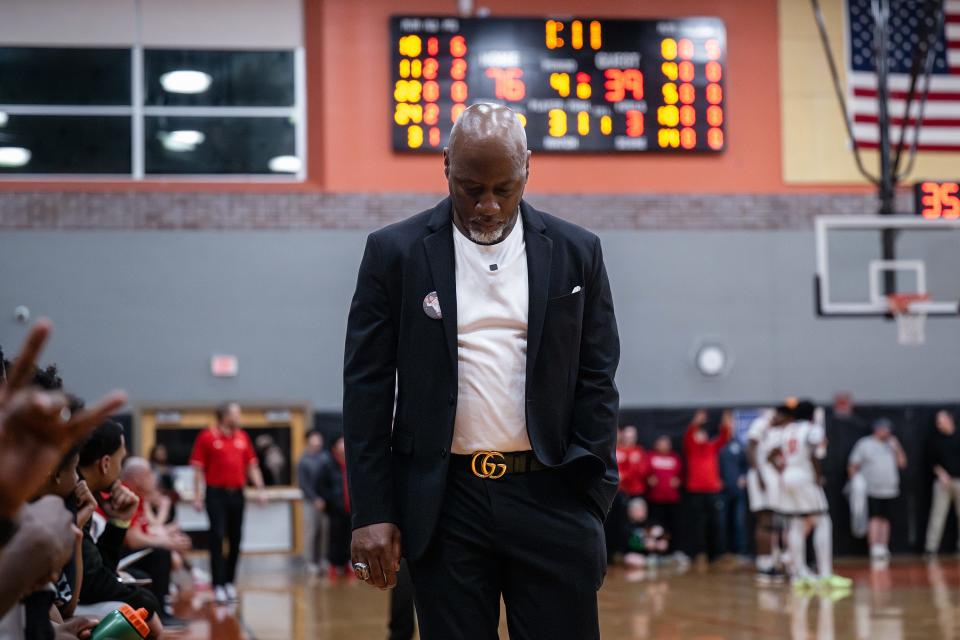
[571,285,582,294]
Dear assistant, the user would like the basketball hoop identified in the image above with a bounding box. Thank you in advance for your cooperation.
[887,293,930,346]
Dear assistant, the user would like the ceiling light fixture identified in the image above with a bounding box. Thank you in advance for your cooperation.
[159,130,206,152]
[0,147,31,168]
[268,155,301,173]
[159,70,212,94]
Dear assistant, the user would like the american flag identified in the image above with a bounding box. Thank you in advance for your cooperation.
[846,0,960,151]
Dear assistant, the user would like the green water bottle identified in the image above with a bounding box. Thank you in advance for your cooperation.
[89,604,150,640]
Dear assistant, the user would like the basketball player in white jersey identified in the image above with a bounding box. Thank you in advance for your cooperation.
[771,401,851,591]
[746,408,788,581]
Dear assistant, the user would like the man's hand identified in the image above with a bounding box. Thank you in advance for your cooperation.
[55,616,99,640]
[351,523,401,590]
[0,320,127,518]
[692,409,708,426]
[100,483,139,522]
[162,529,192,553]
[146,613,163,639]
[19,496,80,584]
[935,465,951,488]
[74,480,97,529]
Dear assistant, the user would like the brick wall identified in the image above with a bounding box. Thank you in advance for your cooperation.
[0,191,912,230]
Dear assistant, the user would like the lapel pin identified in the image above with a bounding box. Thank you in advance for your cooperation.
[423,291,442,319]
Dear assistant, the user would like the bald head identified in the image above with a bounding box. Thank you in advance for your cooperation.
[122,456,155,493]
[444,104,530,245]
[448,103,528,167]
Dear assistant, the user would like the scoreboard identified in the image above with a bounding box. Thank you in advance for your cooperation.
[390,16,726,153]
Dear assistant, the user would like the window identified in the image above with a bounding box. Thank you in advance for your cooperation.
[0,115,131,174]
[0,48,131,105]
[145,116,295,174]
[0,46,303,179]
[145,50,295,107]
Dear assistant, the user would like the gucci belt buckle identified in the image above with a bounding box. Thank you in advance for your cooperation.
[471,451,507,479]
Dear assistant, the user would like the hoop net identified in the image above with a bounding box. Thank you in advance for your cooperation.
[887,293,930,346]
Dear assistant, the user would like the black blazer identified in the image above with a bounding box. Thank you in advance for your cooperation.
[343,198,620,561]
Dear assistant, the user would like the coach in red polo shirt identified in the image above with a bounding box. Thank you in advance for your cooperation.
[190,402,266,604]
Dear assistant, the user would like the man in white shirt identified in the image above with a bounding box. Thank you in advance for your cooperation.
[848,418,907,560]
[343,104,620,640]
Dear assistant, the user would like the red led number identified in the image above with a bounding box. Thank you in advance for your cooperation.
[451,58,467,81]
[450,35,467,57]
[626,110,644,137]
[920,182,960,220]
[603,69,643,102]
[485,67,526,101]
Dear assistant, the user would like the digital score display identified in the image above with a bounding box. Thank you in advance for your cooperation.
[390,16,726,153]
[915,181,960,219]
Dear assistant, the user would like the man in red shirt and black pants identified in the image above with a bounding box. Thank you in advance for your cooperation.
[683,409,732,563]
[190,402,266,604]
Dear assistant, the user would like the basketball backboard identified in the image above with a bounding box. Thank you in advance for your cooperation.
[814,215,960,318]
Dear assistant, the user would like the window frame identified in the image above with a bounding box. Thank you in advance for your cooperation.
[0,45,306,182]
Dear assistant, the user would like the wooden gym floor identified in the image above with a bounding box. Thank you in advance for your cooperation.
[168,555,960,639]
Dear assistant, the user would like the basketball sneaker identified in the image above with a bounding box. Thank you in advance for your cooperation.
[818,574,853,590]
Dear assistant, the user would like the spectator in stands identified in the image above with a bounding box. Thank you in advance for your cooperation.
[0,323,125,640]
[31,437,97,620]
[646,435,683,554]
[77,420,165,637]
[319,437,352,577]
[255,434,287,486]
[719,434,749,558]
[19,364,95,623]
[120,457,191,627]
[848,418,907,561]
[925,410,960,556]
[683,409,733,562]
[148,444,178,521]
[297,430,332,575]
[608,425,648,560]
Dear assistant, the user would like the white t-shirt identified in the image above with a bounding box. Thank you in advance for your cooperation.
[849,436,901,498]
[451,219,532,454]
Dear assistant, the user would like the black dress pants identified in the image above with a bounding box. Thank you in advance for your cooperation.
[205,486,245,587]
[407,458,606,640]
[328,510,352,569]
[686,491,726,559]
[388,560,416,640]
[126,547,172,608]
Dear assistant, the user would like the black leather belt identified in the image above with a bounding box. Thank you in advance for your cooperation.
[452,450,547,479]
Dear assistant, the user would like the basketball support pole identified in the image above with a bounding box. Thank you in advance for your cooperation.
[810,0,945,309]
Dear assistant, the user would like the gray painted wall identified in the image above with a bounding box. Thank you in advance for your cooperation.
[1,229,957,410]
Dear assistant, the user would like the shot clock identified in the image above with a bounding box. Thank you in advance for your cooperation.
[391,16,726,153]
[914,181,960,220]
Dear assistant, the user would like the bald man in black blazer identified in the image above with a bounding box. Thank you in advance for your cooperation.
[343,104,620,640]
